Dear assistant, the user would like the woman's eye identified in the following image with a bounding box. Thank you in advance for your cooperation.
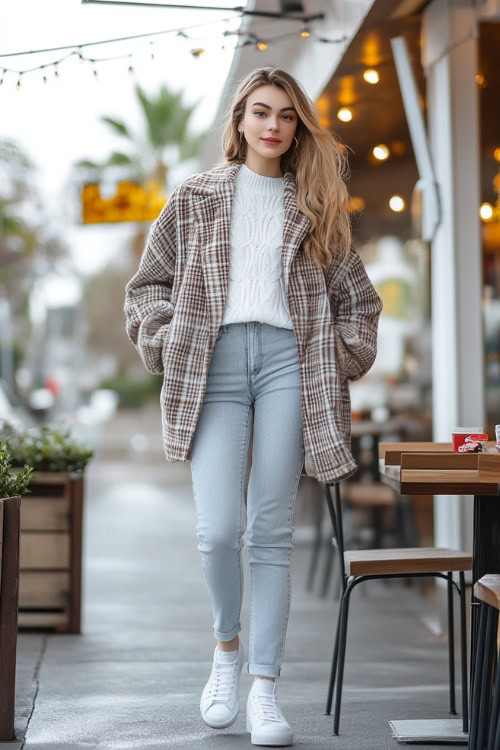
[254,111,293,120]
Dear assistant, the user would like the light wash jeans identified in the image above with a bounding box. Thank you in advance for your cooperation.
[189,321,305,678]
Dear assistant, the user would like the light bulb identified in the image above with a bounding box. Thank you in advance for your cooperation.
[389,195,405,212]
[363,69,379,84]
[373,144,390,160]
[480,202,494,221]
[337,107,353,122]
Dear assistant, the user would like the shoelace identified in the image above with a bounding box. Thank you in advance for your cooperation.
[252,692,283,723]
[208,663,236,703]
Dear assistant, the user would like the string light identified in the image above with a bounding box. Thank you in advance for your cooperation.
[0,20,349,89]
[373,144,390,161]
[480,202,494,221]
[389,195,405,212]
[347,196,365,212]
[337,107,353,122]
[363,69,379,84]
[128,54,134,74]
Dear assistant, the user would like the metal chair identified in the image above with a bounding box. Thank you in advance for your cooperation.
[306,430,417,598]
[469,574,500,750]
[324,481,470,736]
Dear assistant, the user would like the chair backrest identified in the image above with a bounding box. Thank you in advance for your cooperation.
[474,574,500,611]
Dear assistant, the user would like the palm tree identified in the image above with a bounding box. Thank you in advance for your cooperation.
[75,81,208,190]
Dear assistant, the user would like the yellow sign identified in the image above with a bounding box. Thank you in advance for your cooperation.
[81,180,167,224]
[378,279,412,320]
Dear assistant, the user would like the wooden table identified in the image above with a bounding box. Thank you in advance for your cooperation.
[379,442,500,745]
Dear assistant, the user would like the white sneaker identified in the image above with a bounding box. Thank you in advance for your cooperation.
[200,641,245,729]
[246,678,293,746]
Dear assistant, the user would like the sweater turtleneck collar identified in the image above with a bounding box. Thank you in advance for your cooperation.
[236,163,285,196]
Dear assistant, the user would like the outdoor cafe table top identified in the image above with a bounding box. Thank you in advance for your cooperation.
[378,441,500,496]
[379,460,500,496]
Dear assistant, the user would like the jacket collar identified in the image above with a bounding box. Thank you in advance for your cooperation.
[195,161,312,240]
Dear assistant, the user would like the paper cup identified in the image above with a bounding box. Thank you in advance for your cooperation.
[452,427,487,452]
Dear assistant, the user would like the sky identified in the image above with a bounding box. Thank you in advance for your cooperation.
[0,0,245,278]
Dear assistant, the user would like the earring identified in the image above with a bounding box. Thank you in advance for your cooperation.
[293,136,298,148]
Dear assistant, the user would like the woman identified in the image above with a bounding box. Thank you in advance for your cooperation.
[124,66,383,747]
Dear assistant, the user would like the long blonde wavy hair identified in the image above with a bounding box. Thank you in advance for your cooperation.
[217,67,352,270]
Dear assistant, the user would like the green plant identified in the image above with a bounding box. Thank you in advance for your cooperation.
[99,373,161,407]
[0,421,94,472]
[0,442,33,499]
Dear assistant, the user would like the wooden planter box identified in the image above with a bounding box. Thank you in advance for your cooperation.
[0,494,21,741]
[17,471,84,633]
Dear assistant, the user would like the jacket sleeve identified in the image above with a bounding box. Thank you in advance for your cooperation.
[123,185,180,376]
[326,246,383,383]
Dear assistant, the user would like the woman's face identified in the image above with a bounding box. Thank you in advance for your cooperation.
[238,84,299,163]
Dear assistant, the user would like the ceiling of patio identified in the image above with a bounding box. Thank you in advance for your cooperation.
[318,2,500,246]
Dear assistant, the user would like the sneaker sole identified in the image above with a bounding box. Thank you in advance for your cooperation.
[200,646,245,729]
[246,716,294,746]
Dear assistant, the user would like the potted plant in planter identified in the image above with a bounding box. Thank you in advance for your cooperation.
[0,443,33,741]
[0,421,94,634]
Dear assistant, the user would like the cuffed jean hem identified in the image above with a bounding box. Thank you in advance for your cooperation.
[247,662,281,678]
[213,623,241,641]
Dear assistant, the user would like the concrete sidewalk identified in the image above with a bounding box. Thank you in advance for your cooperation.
[9,406,467,749]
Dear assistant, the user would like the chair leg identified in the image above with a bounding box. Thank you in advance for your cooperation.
[469,601,488,750]
[459,571,468,734]
[325,596,343,715]
[333,588,352,735]
[447,572,457,715]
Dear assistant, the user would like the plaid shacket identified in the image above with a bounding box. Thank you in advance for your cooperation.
[124,161,383,483]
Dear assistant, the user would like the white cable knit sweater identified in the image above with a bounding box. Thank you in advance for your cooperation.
[220,163,293,330]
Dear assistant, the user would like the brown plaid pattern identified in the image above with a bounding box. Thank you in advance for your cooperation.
[124,162,383,482]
